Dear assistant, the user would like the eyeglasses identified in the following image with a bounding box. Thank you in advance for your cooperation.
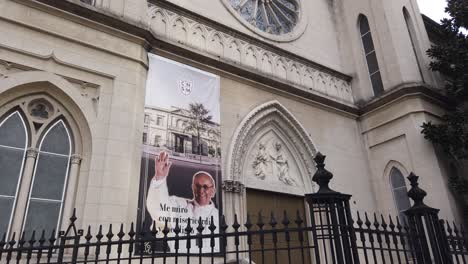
[194,184,214,191]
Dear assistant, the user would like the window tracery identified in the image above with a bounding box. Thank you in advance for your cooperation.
[0,94,80,239]
[222,0,306,41]
[229,0,299,35]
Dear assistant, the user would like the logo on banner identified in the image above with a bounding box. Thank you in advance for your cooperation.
[179,80,193,96]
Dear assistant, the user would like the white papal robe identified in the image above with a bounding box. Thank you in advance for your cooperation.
[146,178,220,253]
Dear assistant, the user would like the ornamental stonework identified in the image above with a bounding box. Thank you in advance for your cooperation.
[148,3,354,106]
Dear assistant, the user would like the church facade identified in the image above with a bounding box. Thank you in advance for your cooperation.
[0,0,460,242]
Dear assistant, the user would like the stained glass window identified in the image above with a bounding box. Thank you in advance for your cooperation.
[229,0,299,35]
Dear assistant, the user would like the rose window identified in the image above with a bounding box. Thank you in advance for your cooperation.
[227,0,300,36]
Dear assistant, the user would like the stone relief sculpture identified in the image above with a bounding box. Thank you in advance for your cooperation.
[251,141,297,186]
[252,143,269,180]
[271,142,297,186]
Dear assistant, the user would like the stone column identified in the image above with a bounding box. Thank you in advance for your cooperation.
[62,154,82,225]
[10,148,39,235]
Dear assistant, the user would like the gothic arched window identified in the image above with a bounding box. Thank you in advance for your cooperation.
[359,15,384,96]
[0,95,81,239]
[0,112,28,237]
[403,7,425,82]
[22,120,72,237]
[390,167,411,220]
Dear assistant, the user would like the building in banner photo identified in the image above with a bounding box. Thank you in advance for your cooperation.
[0,0,466,262]
[143,106,221,159]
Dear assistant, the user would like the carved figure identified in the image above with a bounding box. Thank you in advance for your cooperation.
[271,142,297,186]
[252,142,269,180]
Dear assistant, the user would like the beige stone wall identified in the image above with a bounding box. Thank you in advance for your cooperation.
[67,0,149,27]
[219,76,377,212]
[360,95,459,221]
[0,0,148,230]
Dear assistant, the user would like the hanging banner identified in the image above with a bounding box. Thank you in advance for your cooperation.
[138,54,222,254]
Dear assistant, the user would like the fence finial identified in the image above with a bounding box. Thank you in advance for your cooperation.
[407,172,429,209]
[312,152,336,193]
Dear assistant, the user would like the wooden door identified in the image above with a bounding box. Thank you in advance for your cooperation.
[246,189,311,264]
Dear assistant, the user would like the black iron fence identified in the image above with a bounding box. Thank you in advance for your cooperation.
[0,153,466,263]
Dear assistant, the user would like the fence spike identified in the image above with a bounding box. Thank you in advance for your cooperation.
[117,224,125,240]
[38,230,46,246]
[233,214,241,231]
[85,226,92,242]
[245,213,253,230]
[373,213,380,230]
[174,218,181,235]
[196,217,204,234]
[282,210,290,227]
[106,224,114,241]
[270,211,277,228]
[48,230,56,246]
[151,221,157,237]
[388,215,395,230]
[356,211,363,227]
[220,215,228,232]
[209,215,216,249]
[28,230,36,247]
[295,210,303,227]
[380,214,388,230]
[128,222,135,239]
[364,212,371,229]
[96,225,103,241]
[209,215,216,233]
[70,208,77,224]
[185,217,193,235]
[18,231,26,248]
[257,211,264,229]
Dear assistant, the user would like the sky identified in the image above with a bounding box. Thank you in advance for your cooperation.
[145,54,221,123]
[417,0,449,22]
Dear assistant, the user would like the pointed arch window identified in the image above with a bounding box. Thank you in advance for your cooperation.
[403,7,425,82]
[359,15,384,96]
[0,112,28,236]
[390,167,411,220]
[0,95,82,240]
[22,120,72,237]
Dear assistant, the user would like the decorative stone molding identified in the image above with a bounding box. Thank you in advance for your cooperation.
[226,100,317,195]
[26,148,39,158]
[148,2,354,105]
[222,180,245,193]
[71,154,83,165]
[0,58,101,114]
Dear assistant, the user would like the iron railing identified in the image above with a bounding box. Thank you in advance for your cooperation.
[0,152,466,264]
